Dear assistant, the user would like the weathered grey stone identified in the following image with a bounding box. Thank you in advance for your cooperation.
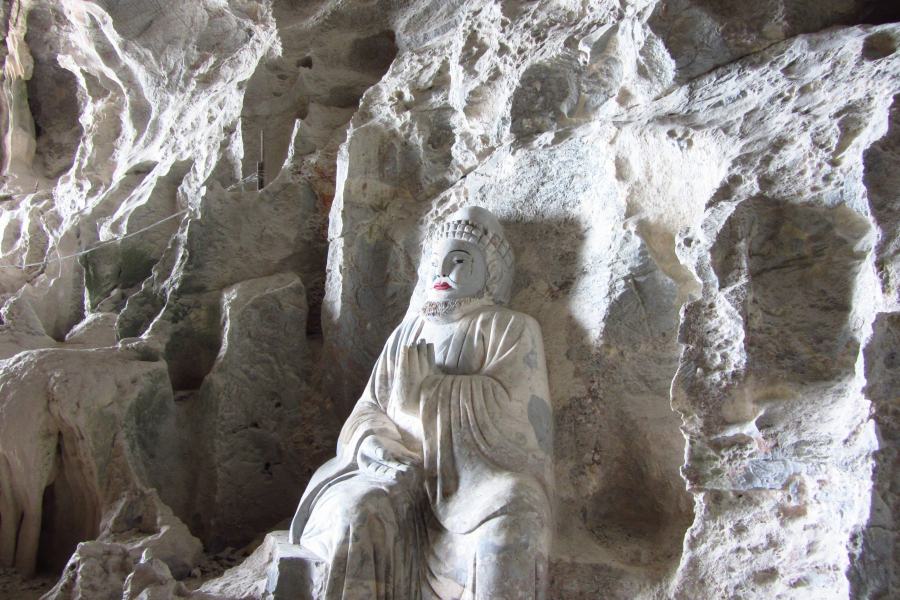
[202,273,338,550]
[122,553,188,600]
[41,541,132,600]
[264,532,324,600]
[63,312,117,348]
[194,532,302,600]
[0,347,199,580]
[0,1,897,598]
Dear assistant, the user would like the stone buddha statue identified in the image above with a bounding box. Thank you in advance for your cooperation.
[290,206,554,600]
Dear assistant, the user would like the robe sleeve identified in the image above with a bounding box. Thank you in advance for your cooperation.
[419,309,554,533]
[290,318,414,542]
[335,335,405,456]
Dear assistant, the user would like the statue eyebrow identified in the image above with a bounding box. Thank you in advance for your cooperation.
[451,249,471,255]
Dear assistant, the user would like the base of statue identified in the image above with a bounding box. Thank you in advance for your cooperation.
[264,531,326,600]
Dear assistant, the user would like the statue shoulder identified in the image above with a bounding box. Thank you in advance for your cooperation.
[471,305,542,336]
[383,314,424,351]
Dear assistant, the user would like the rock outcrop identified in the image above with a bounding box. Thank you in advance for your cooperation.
[0,0,898,598]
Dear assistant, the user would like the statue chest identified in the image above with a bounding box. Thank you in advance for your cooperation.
[416,319,485,375]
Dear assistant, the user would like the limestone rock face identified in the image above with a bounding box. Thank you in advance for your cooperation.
[0,0,898,598]
[0,347,199,581]
[201,272,337,549]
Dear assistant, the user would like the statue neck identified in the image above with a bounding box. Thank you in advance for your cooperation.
[420,296,492,324]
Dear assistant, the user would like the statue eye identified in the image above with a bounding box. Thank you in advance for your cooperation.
[453,258,465,264]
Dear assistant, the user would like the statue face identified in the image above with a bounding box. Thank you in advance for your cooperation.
[427,238,487,301]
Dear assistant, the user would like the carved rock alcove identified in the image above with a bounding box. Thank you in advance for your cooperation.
[0,1,898,599]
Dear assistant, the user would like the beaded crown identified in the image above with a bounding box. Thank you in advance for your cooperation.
[432,219,514,270]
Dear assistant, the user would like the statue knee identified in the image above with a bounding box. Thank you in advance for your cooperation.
[472,514,549,592]
[343,483,408,530]
[476,514,548,555]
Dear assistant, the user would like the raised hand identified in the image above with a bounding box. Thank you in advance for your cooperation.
[357,435,421,485]
[391,339,437,414]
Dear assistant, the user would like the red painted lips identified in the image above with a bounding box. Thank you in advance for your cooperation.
[433,282,452,291]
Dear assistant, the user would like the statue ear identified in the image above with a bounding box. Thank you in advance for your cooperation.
[484,252,514,305]
[484,271,498,299]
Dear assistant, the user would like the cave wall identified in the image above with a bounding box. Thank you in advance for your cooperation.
[0,0,898,598]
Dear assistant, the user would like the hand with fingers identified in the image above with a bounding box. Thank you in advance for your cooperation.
[390,339,439,415]
[357,435,422,485]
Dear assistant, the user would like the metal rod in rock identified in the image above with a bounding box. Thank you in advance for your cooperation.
[257,129,265,191]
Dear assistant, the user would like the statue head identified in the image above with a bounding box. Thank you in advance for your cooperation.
[423,207,514,317]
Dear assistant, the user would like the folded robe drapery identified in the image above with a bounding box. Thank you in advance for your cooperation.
[290,305,554,599]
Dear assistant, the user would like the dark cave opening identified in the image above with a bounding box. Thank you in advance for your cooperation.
[854,1,900,26]
[35,434,100,576]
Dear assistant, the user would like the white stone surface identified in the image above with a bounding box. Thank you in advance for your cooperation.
[63,312,117,348]
[290,208,554,598]
[0,347,201,582]
[0,0,896,598]
[194,532,294,600]
[264,532,324,600]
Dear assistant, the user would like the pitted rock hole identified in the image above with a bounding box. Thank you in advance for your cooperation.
[863,31,899,61]
[25,4,83,180]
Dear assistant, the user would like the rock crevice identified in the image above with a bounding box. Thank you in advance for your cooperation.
[0,1,897,599]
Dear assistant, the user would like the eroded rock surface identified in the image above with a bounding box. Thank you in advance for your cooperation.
[0,0,897,598]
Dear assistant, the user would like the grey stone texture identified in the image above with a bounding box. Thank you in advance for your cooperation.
[0,0,896,598]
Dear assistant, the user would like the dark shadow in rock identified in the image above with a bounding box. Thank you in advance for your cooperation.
[694,194,871,503]
[507,216,691,591]
[320,84,367,109]
[99,0,166,40]
[648,0,898,84]
[864,93,900,298]
[238,9,396,191]
[509,56,581,137]
[581,239,692,572]
[348,30,397,73]
[161,293,223,392]
[25,3,83,180]
[36,430,101,575]
[320,231,418,418]
[854,1,900,26]
[862,31,899,61]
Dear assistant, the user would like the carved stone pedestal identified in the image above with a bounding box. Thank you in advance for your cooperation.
[264,532,325,600]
